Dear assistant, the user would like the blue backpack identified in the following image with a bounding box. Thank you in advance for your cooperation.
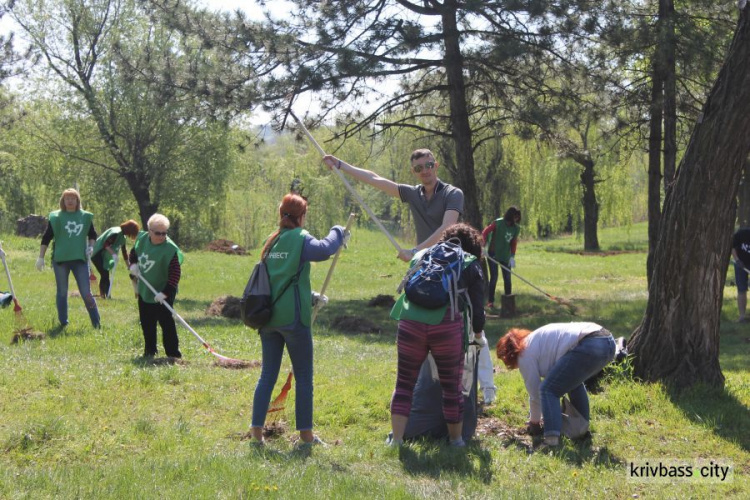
[398,238,465,313]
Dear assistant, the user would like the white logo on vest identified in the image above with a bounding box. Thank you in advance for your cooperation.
[64,220,84,237]
[138,253,156,274]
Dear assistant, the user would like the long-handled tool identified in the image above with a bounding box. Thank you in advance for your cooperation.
[1,241,44,342]
[485,253,576,314]
[289,111,403,253]
[137,274,257,368]
[266,213,356,424]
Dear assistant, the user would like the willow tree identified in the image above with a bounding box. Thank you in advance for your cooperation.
[629,5,750,387]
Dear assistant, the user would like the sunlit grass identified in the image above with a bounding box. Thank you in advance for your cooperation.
[0,222,748,498]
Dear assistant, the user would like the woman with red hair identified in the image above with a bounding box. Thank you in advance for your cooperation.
[91,219,140,298]
[496,322,615,447]
[250,193,349,447]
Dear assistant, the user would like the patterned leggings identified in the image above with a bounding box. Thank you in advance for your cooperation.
[390,315,464,423]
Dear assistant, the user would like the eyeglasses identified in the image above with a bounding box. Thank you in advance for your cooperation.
[412,161,435,173]
[150,230,167,236]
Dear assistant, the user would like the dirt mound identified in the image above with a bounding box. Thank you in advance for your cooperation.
[205,239,247,255]
[16,214,48,238]
[368,294,395,308]
[213,358,261,369]
[206,295,242,319]
[330,315,382,334]
[475,416,531,446]
[10,327,46,344]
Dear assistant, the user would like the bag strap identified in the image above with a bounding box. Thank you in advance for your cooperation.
[263,233,303,306]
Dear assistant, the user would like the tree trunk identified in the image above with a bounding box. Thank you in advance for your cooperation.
[441,1,481,229]
[629,8,750,388]
[122,171,158,228]
[580,159,600,251]
[662,0,677,190]
[646,68,663,282]
[738,159,750,227]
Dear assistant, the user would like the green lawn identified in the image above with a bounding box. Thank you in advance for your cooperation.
[1,223,748,499]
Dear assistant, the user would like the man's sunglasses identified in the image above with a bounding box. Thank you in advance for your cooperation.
[150,230,168,236]
[413,161,435,173]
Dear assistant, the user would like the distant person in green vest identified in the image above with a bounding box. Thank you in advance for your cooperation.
[91,219,141,299]
[250,193,349,447]
[481,206,521,308]
[387,223,486,447]
[36,188,101,328]
[128,214,184,358]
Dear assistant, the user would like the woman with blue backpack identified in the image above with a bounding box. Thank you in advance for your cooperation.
[249,193,349,447]
[388,223,486,447]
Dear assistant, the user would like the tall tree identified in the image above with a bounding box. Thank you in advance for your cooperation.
[10,0,233,227]
[154,0,602,229]
[629,5,750,387]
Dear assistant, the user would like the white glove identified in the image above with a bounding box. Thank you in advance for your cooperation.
[342,230,351,249]
[35,257,45,271]
[154,292,167,304]
[481,246,489,258]
[312,291,328,308]
[129,264,140,277]
[111,253,119,266]
[510,257,516,268]
[86,246,94,259]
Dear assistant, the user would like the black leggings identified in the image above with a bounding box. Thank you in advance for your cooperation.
[138,296,181,358]
[487,258,512,303]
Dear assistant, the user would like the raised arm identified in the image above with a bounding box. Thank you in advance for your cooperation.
[322,155,400,198]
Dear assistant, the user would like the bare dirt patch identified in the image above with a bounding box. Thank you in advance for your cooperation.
[206,295,242,319]
[213,358,261,369]
[205,239,247,255]
[475,415,533,448]
[330,315,382,334]
[10,327,46,344]
[368,294,395,308]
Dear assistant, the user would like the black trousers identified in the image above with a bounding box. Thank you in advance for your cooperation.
[138,296,181,358]
[90,252,110,297]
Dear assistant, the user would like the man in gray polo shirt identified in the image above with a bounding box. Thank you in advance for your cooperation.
[323,149,463,262]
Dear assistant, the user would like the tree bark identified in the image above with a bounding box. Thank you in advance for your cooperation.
[662,0,677,190]
[630,8,750,388]
[580,158,600,251]
[646,67,663,282]
[440,1,481,229]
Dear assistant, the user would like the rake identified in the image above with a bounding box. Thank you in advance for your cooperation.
[289,110,403,254]
[137,274,257,368]
[0,241,44,342]
[266,213,355,424]
[485,253,576,314]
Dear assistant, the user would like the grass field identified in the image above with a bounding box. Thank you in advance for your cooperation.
[1,222,748,499]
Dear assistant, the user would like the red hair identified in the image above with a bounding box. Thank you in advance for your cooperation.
[496,328,533,369]
[261,193,308,258]
[120,219,141,238]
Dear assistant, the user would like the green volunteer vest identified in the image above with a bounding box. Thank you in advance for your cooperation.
[488,217,520,262]
[265,228,312,328]
[93,227,126,271]
[49,210,93,263]
[133,231,184,304]
[390,252,477,325]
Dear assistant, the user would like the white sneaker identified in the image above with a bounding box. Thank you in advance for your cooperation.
[483,389,496,405]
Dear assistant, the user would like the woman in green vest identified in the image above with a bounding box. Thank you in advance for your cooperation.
[91,219,140,298]
[388,223,487,447]
[481,206,521,308]
[250,193,348,447]
[36,188,101,328]
[128,214,184,358]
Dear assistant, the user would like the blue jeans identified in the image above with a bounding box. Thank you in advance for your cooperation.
[734,260,749,293]
[540,334,615,438]
[52,260,100,327]
[487,256,511,303]
[251,325,314,431]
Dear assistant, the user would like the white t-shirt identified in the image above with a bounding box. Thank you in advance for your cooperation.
[517,322,603,422]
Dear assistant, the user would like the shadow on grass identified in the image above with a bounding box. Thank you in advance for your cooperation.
[668,384,750,452]
[397,440,494,483]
